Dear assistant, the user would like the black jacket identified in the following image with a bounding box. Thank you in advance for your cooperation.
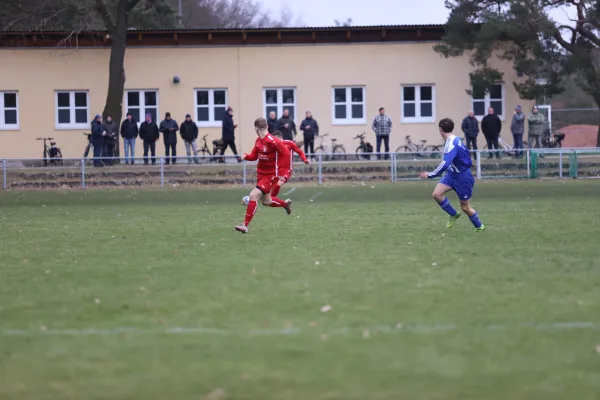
[277,117,297,141]
[160,119,179,145]
[300,118,319,140]
[222,111,235,140]
[180,120,199,142]
[461,116,479,138]
[101,120,118,145]
[121,119,139,139]
[481,114,502,137]
[91,120,104,147]
[139,121,160,142]
[267,117,278,134]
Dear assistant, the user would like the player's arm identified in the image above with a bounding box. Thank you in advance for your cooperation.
[272,136,291,159]
[290,142,309,163]
[421,147,457,179]
[243,145,258,161]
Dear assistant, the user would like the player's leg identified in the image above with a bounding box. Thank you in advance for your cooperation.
[459,199,484,231]
[235,187,263,233]
[455,174,484,231]
[270,178,285,198]
[433,177,461,228]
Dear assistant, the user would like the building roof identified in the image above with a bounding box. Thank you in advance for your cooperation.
[0,25,446,48]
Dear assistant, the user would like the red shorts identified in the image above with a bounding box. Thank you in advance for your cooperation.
[256,174,276,194]
[278,169,291,183]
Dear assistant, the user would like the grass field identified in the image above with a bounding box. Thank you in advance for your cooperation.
[1,181,600,400]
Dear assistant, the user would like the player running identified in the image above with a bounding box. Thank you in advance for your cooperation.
[270,130,310,197]
[235,118,292,234]
[418,118,485,232]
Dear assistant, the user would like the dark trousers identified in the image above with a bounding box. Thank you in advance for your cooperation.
[304,138,315,157]
[376,135,390,160]
[103,143,115,165]
[465,136,478,160]
[143,141,156,165]
[220,139,239,162]
[165,142,177,165]
[93,144,103,166]
[485,135,500,159]
[512,134,524,157]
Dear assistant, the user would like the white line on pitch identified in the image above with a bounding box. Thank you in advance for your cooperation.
[283,187,297,196]
[309,192,323,202]
[2,322,599,337]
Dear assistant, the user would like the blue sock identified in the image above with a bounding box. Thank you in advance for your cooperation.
[438,197,457,217]
[469,212,483,228]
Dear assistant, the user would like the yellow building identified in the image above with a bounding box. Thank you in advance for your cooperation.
[0,25,532,159]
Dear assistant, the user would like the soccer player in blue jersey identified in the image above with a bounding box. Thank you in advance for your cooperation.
[419,118,485,232]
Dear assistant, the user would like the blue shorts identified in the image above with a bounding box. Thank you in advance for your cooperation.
[440,171,475,201]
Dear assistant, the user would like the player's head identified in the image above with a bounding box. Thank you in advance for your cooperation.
[272,130,283,138]
[254,117,268,136]
[438,118,454,137]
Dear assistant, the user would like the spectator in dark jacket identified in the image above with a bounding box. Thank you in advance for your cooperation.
[277,109,297,141]
[300,111,319,157]
[461,111,479,160]
[91,115,105,167]
[510,105,525,158]
[180,114,199,164]
[372,107,393,160]
[139,113,159,165]
[267,111,278,134]
[121,113,138,165]
[221,107,240,162]
[101,115,118,166]
[481,107,502,159]
[160,112,179,165]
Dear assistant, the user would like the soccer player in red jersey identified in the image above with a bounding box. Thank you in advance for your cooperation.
[235,118,292,234]
[270,130,310,197]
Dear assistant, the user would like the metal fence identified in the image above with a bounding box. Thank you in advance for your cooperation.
[1,148,600,190]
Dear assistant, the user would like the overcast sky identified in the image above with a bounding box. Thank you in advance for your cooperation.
[260,0,574,28]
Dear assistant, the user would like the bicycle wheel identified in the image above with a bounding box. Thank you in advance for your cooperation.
[83,144,90,158]
[331,145,346,161]
[395,146,414,160]
[424,145,442,159]
[314,146,327,161]
[355,146,365,160]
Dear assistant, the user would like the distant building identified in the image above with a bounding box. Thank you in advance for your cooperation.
[0,25,533,159]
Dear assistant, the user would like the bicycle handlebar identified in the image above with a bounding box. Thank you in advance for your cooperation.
[36,137,54,140]
[353,134,365,140]
[202,134,209,140]
[405,135,411,139]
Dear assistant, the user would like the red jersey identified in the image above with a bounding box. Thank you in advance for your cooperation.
[244,133,290,176]
[278,140,308,172]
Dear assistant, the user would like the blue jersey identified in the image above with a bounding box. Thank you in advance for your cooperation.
[427,135,472,179]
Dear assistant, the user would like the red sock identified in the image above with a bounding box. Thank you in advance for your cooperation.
[244,200,258,226]
[271,184,281,198]
[269,197,286,207]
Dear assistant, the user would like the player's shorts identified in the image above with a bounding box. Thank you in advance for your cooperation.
[256,174,276,194]
[277,169,291,183]
[440,171,475,201]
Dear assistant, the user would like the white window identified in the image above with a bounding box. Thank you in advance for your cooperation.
[472,84,504,120]
[332,86,366,125]
[263,88,296,120]
[401,85,435,123]
[126,90,159,124]
[0,91,19,130]
[195,89,228,127]
[55,91,89,129]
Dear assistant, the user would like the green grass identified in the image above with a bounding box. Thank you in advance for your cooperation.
[1,181,600,400]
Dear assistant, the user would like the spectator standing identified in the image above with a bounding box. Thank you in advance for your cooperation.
[300,111,319,158]
[510,105,525,158]
[267,111,278,134]
[139,113,159,165]
[221,107,240,162]
[277,109,297,141]
[120,112,139,165]
[528,106,545,149]
[180,113,199,164]
[91,114,106,167]
[160,112,179,165]
[101,114,118,166]
[461,111,479,160]
[372,107,392,160]
[481,107,502,159]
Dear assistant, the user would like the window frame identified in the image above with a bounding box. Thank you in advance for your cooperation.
[54,90,90,130]
[0,91,20,130]
[125,89,160,127]
[194,88,228,128]
[262,87,297,122]
[401,84,436,124]
[331,86,367,125]
[471,84,505,121]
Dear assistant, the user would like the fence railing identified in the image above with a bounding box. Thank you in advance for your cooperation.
[2,148,600,190]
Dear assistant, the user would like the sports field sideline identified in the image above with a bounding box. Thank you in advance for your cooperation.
[1,180,599,400]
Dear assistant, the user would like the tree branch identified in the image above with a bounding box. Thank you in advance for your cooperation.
[127,0,143,12]
[94,0,115,30]
[554,29,575,52]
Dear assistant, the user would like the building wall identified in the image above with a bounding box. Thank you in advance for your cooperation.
[0,42,534,159]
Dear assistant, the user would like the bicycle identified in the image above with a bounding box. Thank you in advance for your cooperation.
[396,135,441,159]
[82,132,93,158]
[37,137,63,166]
[314,133,346,161]
[483,136,531,158]
[353,133,373,160]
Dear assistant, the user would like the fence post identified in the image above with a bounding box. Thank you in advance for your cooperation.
[2,159,6,190]
[526,149,531,178]
[569,151,578,179]
[559,150,563,179]
[160,157,165,188]
[318,154,323,185]
[242,159,247,186]
[530,151,538,179]
[81,159,85,189]
[389,152,394,182]
[476,151,482,180]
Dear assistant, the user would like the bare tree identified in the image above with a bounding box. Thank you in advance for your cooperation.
[334,17,352,27]
[182,0,298,28]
